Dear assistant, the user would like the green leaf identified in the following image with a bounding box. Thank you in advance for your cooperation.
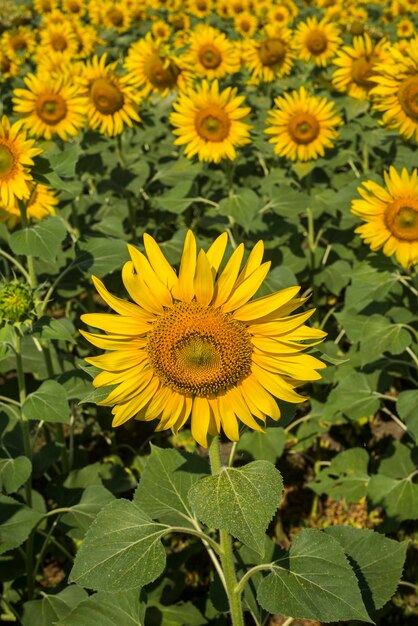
[48,143,81,178]
[154,181,194,214]
[309,448,370,502]
[344,262,399,313]
[368,442,418,525]
[134,446,208,527]
[22,586,88,626]
[75,236,129,276]
[78,384,115,405]
[236,428,286,464]
[57,590,145,626]
[359,315,412,365]
[0,494,44,555]
[257,529,371,622]
[61,485,115,539]
[147,602,207,626]
[324,526,408,613]
[323,371,380,421]
[152,158,201,186]
[0,456,32,494]
[9,216,67,261]
[397,390,418,440]
[218,189,262,232]
[188,461,283,555]
[69,499,167,592]
[23,380,70,424]
[31,317,76,343]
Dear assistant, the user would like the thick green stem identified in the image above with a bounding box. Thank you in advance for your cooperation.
[15,335,35,600]
[208,437,245,626]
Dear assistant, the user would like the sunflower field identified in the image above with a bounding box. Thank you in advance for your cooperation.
[0,0,418,624]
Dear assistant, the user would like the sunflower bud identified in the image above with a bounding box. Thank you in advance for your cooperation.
[0,280,34,324]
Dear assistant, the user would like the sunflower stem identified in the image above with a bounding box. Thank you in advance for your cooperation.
[18,200,36,288]
[362,142,369,173]
[14,334,35,600]
[208,436,245,626]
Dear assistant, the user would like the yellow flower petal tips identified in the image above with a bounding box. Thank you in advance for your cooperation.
[81,232,326,447]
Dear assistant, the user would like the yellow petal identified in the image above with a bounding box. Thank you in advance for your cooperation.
[252,363,306,403]
[222,262,271,313]
[227,387,264,432]
[241,375,280,421]
[250,310,316,337]
[93,362,146,387]
[233,286,301,321]
[122,261,164,314]
[99,368,153,405]
[92,275,147,317]
[206,232,228,274]
[194,250,214,306]
[253,352,324,381]
[128,244,173,307]
[85,350,147,372]
[213,243,244,307]
[172,395,193,433]
[235,240,264,287]
[144,387,173,421]
[218,395,239,441]
[172,230,196,302]
[191,396,210,447]
[143,233,178,290]
[80,329,144,350]
[111,376,159,426]
[80,313,150,335]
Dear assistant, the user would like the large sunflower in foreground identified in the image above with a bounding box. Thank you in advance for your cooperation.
[265,86,341,162]
[13,74,87,141]
[0,116,42,206]
[80,54,141,137]
[170,80,251,163]
[186,24,241,79]
[81,232,325,446]
[294,16,341,67]
[332,34,390,100]
[351,167,418,269]
[370,39,418,141]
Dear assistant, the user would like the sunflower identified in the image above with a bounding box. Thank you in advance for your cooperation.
[80,54,141,137]
[370,39,418,141]
[265,86,341,162]
[186,25,241,79]
[243,25,294,83]
[0,116,42,206]
[234,12,258,38]
[268,4,291,27]
[186,0,213,19]
[33,0,57,13]
[170,80,251,163]
[0,27,36,61]
[294,16,341,67]
[332,34,390,100]
[397,18,414,38]
[62,0,86,17]
[151,20,171,42]
[124,35,186,98]
[13,74,87,141]
[0,51,20,82]
[351,167,418,269]
[35,50,83,80]
[0,183,58,229]
[81,231,325,446]
[101,0,132,32]
[39,21,79,55]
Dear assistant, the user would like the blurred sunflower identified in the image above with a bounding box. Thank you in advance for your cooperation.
[268,4,291,27]
[35,50,83,80]
[151,20,171,42]
[244,25,294,83]
[124,35,185,98]
[102,0,132,31]
[332,34,390,100]
[72,22,102,59]
[186,0,213,19]
[371,39,418,141]
[0,116,42,206]
[13,74,87,141]
[265,86,341,162]
[80,54,141,136]
[33,0,57,13]
[234,12,258,38]
[1,27,36,61]
[0,183,58,229]
[61,0,86,17]
[397,18,414,38]
[81,231,325,446]
[294,16,341,67]
[170,80,251,163]
[186,25,241,79]
[39,21,78,55]
[0,51,20,82]
[351,167,418,269]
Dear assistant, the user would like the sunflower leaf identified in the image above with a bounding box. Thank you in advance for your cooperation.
[256,529,371,622]
[9,216,67,261]
[188,460,283,555]
[69,499,167,592]
[308,448,370,502]
[23,380,70,424]
[56,590,146,626]
[134,445,209,527]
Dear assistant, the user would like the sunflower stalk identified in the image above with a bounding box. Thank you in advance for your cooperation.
[208,436,245,626]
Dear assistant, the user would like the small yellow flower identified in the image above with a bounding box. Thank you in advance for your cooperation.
[294,16,341,67]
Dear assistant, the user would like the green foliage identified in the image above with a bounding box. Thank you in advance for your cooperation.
[0,495,43,555]
[23,380,70,424]
[9,216,67,261]
[188,461,283,555]
[0,456,31,494]
[309,448,370,501]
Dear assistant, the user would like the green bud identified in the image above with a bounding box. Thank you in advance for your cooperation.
[0,280,34,323]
